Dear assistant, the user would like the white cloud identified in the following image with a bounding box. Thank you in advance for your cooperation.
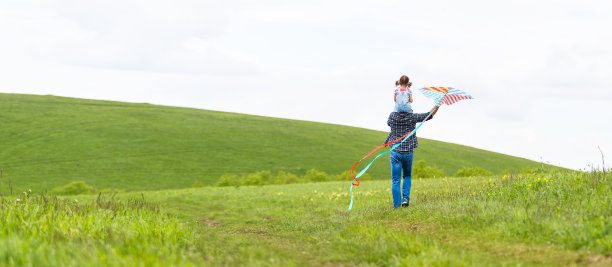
[1,0,261,75]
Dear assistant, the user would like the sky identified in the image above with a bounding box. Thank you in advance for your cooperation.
[1,0,611,170]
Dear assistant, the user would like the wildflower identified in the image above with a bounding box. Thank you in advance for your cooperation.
[528,184,532,187]
[28,189,32,193]
[488,193,491,196]
[544,178,548,182]
[16,198,21,202]
[538,177,541,181]
[503,175,507,179]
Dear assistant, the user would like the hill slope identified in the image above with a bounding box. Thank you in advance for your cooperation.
[0,93,541,192]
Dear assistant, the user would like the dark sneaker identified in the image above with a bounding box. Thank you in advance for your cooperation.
[401,199,409,207]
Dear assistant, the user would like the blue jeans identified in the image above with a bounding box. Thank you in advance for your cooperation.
[394,102,413,113]
[390,151,414,208]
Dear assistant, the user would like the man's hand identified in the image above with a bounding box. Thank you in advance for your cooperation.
[430,105,441,116]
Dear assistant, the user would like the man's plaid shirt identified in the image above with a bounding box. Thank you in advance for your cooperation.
[384,112,433,154]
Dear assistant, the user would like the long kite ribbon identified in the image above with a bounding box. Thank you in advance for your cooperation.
[348,89,449,210]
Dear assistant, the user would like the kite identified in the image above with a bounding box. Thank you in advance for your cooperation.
[348,87,473,210]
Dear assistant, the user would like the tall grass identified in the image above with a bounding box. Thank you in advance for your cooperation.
[408,167,612,255]
[0,193,204,266]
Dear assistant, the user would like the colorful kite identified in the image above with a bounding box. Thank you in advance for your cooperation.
[348,87,473,210]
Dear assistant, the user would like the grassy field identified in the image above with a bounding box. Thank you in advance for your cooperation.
[3,167,609,266]
[3,93,601,266]
[0,93,543,194]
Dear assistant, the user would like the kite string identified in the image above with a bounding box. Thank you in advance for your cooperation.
[350,91,447,185]
[348,92,447,210]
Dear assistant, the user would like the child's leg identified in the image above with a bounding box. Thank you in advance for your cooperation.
[394,102,412,113]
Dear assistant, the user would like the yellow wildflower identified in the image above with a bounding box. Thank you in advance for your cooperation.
[528,184,532,187]
[538,177,541,181]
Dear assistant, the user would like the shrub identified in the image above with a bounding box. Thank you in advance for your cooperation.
[215,174,240,187]
[276,171,299,184]
[520,166,547,175]
[191,181,208,188]
[455,167,493,177]
[413,160,446,178]
[243,170,276,186]
[49,181,95,195]
[335,171,372,181]
[304,169,329,182]
[215,169,371,187]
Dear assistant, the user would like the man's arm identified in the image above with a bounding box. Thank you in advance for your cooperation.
[413,106,441,122]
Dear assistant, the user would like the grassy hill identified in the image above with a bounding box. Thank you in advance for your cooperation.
[0,93,542,193]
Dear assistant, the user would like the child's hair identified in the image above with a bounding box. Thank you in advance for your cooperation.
[395,75,412,87]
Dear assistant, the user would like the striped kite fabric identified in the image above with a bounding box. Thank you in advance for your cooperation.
[420,87,473,105]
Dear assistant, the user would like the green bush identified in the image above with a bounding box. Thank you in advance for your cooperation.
[520,166,547,175]
[335,170,372,181]
[191,181,208,188]
[215,169,373,187]
[413,160,445,178]
[215,174,240,187]
[49,181,96,195]
[304,169,329,182]
[276,171,299,184]
[455,167,493,177]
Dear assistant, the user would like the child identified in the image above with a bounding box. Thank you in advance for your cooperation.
[394,75,413,113]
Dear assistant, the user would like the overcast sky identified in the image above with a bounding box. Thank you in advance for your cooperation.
[1,0,611,170]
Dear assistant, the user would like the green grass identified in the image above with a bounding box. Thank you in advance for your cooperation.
[0,93,543,193]
[2,168,602,266]
[150,168,610,266]
[0,194,205,266]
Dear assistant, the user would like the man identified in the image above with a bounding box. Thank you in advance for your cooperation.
[385,105,440,208]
